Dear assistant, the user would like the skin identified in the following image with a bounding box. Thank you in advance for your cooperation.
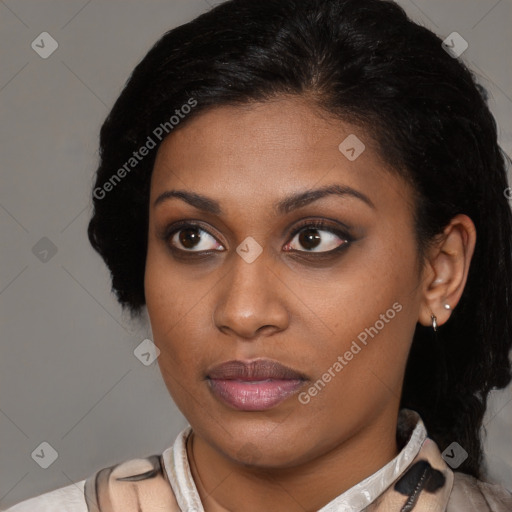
[144,96,476,512]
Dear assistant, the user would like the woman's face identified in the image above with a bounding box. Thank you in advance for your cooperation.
[145,96,424,467]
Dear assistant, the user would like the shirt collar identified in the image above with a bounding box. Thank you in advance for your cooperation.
[161,409,453,512]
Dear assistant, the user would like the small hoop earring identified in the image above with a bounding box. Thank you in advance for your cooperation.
[431,313,438,331]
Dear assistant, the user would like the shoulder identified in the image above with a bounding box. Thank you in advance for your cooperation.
[84,453,181,511]
[3,454,181,512]
[447,472,512,512]
[1,479,88,512]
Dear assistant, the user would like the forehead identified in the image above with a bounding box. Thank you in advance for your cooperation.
[150,97,412,217]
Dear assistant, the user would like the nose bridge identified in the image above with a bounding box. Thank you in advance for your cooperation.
[230,245,268,296]
[213,243,288,337]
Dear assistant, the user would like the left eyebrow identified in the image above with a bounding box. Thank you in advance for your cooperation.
[153,183,375,214]
[275,184,375,214]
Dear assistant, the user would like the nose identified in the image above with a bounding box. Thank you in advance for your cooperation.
[212,248,289,340]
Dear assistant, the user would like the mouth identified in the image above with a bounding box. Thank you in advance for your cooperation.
[206,359,307,411]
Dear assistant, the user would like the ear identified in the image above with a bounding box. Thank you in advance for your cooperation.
[418,214,476,328]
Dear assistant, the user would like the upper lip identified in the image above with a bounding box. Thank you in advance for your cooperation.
[207,359,307,381]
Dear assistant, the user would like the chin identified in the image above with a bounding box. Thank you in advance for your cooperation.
[214,427,314,470]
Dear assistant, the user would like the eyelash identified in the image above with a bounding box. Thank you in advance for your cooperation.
[162,219,354,258]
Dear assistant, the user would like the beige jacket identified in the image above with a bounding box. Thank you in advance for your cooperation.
[4,409,512,511]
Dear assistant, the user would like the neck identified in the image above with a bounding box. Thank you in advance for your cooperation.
[186,409,400,512]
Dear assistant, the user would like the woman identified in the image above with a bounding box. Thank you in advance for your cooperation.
[5,0,512,510]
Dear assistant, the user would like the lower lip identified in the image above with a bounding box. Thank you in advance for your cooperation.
[207,378,305,411]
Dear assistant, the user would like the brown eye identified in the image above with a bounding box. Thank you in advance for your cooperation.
[298,228,322,251]
[168,224,224,252]
[285,224,349,253]
[179,226,202,249]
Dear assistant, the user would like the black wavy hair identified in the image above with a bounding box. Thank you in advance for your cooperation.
[87,0,512,479]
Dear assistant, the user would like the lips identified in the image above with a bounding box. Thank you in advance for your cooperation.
[207,359,307,381]
[206,359,307,411]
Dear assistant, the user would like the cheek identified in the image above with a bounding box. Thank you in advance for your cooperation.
[304,231,418,391]
[144,242,221,385]
[311,230,415,331]
[144,244,195,359]
[144,237,204,328]
[144,258,208,413]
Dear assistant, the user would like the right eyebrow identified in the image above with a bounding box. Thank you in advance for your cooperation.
[153,189,221,214]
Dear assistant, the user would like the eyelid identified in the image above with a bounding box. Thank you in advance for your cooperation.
[288,218,352,239]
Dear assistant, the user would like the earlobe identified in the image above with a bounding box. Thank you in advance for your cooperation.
[418,214,476,329]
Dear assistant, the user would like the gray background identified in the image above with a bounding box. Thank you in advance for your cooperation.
[1,0,511,508]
